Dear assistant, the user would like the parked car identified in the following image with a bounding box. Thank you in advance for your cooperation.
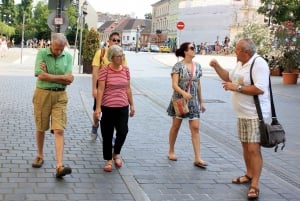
[159,46,171,53]
[149,44,160,52]
[140,47,149,52]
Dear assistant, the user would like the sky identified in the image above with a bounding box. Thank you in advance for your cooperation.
[15,0,158,19]
[88,0,158,18]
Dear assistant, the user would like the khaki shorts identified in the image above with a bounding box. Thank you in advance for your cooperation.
[237,118,260,143]
[33,88,68,132]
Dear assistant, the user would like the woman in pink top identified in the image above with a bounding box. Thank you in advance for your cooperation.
[94,45,135,172]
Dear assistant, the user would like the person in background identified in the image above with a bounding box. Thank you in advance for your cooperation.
[94,45,135,172]
[0,36,8,58]
[32,33,74,178]
[209,38,270,200]
[166,42,207,168]
[91,32,127,142]
[223,36,230,55]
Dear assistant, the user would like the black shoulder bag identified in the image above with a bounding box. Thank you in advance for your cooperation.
[250,57,286,152]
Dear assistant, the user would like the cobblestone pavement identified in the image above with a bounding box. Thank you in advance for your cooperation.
[0,48,299,201]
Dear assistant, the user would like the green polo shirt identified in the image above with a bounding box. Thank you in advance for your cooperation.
[34,48,73,89]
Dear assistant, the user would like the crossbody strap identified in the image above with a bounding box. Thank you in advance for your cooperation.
[99,47,105,65]
[185,62,195,92]
[250,57,278,124]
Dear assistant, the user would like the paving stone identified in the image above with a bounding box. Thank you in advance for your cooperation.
[0,48,299,200]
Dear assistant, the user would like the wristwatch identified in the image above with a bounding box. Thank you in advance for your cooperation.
[237,85,243,92]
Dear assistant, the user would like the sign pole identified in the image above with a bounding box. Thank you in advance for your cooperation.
[178,30,181,49]
[176,21,185,49]
[55,0,62,33]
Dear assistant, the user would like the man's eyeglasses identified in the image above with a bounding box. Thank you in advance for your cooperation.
[111,38,121,43]
[189,46,195,51]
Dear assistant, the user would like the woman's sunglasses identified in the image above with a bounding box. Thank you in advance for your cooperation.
[189,46,195,51]
[111,39,121,43]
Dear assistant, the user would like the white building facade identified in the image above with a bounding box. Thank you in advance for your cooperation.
[151,0,264,48]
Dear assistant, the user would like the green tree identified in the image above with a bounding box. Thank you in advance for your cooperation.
[0,21,15,37]
[82,27,100,74]
[0,0,16,39]
[65,3,79,46]
[15,0,34,25]
[32,1,50,40]
[66,4,77,27]
[12,0,79,45]
[258,0,299,73]
[0,0,16,25]
[233,23,273,56]
[258,0,300,25]
[144,13,152,20]
[13,0,34,44]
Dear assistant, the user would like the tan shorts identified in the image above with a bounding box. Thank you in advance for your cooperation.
[237,118,260,143]
[32,88,68,132]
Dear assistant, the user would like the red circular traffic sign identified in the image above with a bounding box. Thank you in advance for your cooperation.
[176,21,185,30]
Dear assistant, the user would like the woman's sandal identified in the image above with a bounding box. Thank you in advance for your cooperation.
[193,160,208,168]
[113,157,122,168]
[247,186,259,200]
[167,154,178,161]
[103,161,113,172]
[232,175,252,184]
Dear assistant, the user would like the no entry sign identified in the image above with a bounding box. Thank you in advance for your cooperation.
[176,21,185,30]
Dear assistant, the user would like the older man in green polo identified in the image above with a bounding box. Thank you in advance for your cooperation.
[32,33,74,178]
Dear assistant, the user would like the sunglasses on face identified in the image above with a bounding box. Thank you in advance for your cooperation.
[111,38,121,43]
[189,46,195,51]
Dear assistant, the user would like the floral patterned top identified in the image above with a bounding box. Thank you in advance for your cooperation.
[167,61,203,117]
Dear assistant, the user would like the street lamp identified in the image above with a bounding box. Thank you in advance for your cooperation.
[78,0,88,73]
[135,25,139,53]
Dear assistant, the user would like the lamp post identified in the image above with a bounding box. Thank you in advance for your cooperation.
[21,13,25,64]
[135,25,139,53]
[78,1,88,73]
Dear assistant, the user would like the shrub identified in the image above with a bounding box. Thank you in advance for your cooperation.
[233,23,273,56]
[82,28,100,63]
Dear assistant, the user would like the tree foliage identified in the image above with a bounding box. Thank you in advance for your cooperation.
[258,0,300,72]
[233,23,273,56]
[65,4,79,45]
[0,0,16,25]
[3,1,79,45]
[32,2,50,40]
[274,21,300,72]
[0,0,16,37]
[258,0,300,26]
[0,21,15,37]
[82,27,100,63]
[144,13,152,20]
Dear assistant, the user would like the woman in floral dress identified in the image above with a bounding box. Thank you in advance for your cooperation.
[167,42,207,168]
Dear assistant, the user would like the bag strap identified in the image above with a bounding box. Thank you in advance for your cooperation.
[100,47,105,64]
[185,62,195,92]
[250,57,278,124]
